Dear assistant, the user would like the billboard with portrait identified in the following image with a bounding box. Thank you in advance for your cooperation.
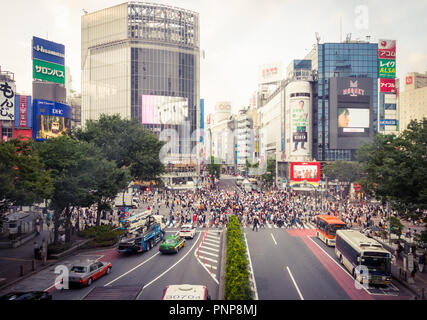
[290,162,320,182]
[32,99,71,141]
[338,108,370,133]
[141,95,188,125]
[290,97,310,157]
[329,77,373,149]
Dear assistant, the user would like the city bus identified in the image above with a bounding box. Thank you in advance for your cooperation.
[316,215,346,246]
[335,229,392,286]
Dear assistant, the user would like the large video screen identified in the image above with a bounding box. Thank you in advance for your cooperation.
[338,108,369,133]
[32,99,71,141]
[141,95,188,125]
[290,162,320,182]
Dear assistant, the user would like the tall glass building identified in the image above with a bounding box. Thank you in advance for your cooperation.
[306,42,378,161]
[81,2,200,165]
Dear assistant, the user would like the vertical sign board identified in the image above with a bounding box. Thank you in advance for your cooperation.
[378,59,396,79]
[15,95,32,128]
[0,81,15,121]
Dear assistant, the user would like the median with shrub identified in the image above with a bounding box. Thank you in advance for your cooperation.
[78,225,124,249]
[224,215,253,300]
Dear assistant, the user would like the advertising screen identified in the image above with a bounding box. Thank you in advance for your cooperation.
[32,36,65,66]
[0,81,16,121]
[338,108,369,131]
[290,162,320,182]
[290,98,310,157]
[32,99,71,141]
[141,95,188,125]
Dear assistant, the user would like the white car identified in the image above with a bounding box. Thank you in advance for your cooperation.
[179,224,196,239]
[162,284,211,300]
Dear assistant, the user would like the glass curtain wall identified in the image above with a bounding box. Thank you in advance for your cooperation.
[316,42,378,161]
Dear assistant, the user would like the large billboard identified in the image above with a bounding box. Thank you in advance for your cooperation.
[378,39,396,60]
[290,97,310,157]
[290,162,321,183]
[32,99,71,141]
[141,95,188,125]
[329,77,373,149]
[33,59,65,85]
[32,36,65,66]
[0,81,15,121]
[378,59,396,79]
[259,62,282,84]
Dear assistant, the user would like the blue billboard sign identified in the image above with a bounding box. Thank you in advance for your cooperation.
[380,119,397,126]
[32,99,71,141]
[32,36,65,66]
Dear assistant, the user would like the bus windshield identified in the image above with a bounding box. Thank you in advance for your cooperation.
[361,256,391,273]
[329,224,346,236]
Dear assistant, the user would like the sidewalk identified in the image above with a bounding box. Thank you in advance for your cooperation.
[374,236,427,299]
[0,222,54,291]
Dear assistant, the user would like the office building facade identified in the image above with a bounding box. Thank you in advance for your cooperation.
[307,42,378,161]
[82,2,200,165]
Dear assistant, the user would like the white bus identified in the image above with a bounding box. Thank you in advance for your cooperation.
[335,229,392,286]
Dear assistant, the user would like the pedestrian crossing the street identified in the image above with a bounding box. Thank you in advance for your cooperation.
[241,221,317,230]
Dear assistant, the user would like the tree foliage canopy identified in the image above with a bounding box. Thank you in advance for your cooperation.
[356,119,427,216]
[73,114,165,181]
[322,160,363,183]
[0,139,53,221]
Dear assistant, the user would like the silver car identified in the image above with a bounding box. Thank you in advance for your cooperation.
[68,260,112,286]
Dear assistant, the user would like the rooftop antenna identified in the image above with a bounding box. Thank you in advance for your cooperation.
[315,32,320,45]
[346,33,352,43]
[340,16,342,42]
[366,35,371,42]
[82,9,88,14]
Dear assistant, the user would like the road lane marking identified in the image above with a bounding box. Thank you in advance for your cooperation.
[306,236,372,296]
[199,244,219,252]
[104,252,160,287]
[286,266,304,300]
[198,249,218,257]
[201,239,220,247]
[270,233,278,246]
[199,256,218,264]
[243,232,259,300]
[140,232,203,292]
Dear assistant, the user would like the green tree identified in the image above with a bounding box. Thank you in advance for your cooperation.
[356,119,427,218]
[207,156,221,179]
[34,135,127,242]
[73,114,165,182]
[261,158,276,187]
[388,216,404,240]
[322,160,363,183]
[0,139,53,227]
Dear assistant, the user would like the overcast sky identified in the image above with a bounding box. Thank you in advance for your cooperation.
[1,0,427,115]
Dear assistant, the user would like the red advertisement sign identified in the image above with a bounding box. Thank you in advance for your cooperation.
[19,95,27,127]
[406,76,413,85]
[13,129,32,141]
[379,78,396,93]
[378,39,396,60]
[290,162,321,182]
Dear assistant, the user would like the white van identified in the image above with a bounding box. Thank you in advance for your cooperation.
[161,284,211,300]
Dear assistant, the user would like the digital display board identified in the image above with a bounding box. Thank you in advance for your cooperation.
[141,95,188,125]
[290,162,321,183]
[329,77,373,149]
[32,99,71,141]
